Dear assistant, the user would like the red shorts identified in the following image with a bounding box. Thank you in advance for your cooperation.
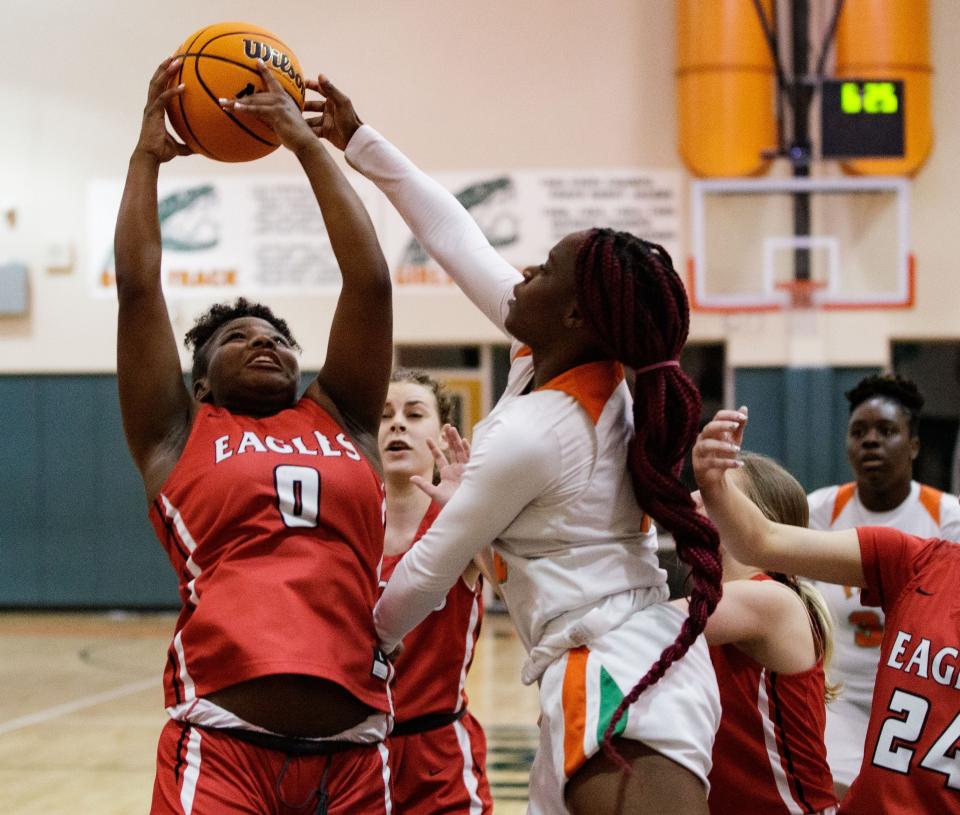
[151,719,392,814]
[386,711,492,815]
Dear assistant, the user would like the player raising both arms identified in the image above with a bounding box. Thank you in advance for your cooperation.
[116,58,394,814]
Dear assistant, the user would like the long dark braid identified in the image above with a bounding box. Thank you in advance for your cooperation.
[574,228,723,765]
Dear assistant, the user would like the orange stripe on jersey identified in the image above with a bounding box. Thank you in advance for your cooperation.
[493,551,509,584]
[640,513,652,533]
[539,361,625,425]
[830,483,857,525]
[511,344,532,362]
[562,646,590,778]
[919,484,942,525]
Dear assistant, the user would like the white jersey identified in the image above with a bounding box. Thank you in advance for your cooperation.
[351,127,717,804]
[347,126,666,654]
[807,479,960,785]
[472,349,666,652]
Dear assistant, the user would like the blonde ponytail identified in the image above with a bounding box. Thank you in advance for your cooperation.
[738,452,841,703]
[797,579,842,703]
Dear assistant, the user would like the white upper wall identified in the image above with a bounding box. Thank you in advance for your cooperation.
[0,0,957,372]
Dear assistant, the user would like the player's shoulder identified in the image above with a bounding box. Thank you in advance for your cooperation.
[726,576,806,617]
[481,397,563,455]
[807,484,839,504]
[806,483,845,522]
[938,487,960,514]
[911,481,960,540]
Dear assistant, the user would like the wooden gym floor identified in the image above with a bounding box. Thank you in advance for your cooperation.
[0,611,539,814]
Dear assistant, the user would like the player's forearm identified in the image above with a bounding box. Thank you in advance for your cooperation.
[375,489,494,650]
[345,125,519,331]
[702,478,777,567]
[114,152,164,296]
[375,553,460,654]
[375,417,556,650]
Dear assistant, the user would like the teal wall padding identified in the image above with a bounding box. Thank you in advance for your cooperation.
[1,368,881,606]
[733,366,880,493]
[0,376,179,607]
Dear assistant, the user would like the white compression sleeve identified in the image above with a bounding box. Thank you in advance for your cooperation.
[373,410,560,652]
[345,125,522,334]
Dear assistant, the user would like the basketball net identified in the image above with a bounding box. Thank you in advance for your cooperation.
[775,279,827,310]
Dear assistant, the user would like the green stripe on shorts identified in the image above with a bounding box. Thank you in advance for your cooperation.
[597,665,627,743]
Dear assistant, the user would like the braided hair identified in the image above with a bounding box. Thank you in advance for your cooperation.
[845,373,924,437]
[574,228,723,765]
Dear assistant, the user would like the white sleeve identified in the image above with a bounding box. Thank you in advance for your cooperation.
[806,486,836,531]
[374,410,560,652]
[938,494,960,541]
[345,124,522,333]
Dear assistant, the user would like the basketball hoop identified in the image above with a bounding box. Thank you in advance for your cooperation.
[775,279,827,309]
[688,176,914,313]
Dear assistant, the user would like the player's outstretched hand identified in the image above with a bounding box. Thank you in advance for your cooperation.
[303,75,363,151]
[692,407,748,491]
[219,60,314,154]
[135,57,193,163]
[411,424,471,507]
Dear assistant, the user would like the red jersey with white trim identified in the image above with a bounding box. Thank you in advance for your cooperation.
[379,502,484,721]
[149,398,390,713]
[808,481,960,710]
[708,578,836,815]
[840,528,960,814]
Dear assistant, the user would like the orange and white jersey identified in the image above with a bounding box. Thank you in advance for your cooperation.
[352,123,715,808]
[483,350,666,653]
[349,125,666,656]
[807,480,960,785]
[374,348,666,656]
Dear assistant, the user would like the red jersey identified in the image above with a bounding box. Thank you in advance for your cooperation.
[149,398,390,713]
[379,502,483,721]
[709,576,836,814]
[841,528,960,814]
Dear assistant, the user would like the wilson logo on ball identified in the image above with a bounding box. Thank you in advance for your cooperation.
[241,40,305,94]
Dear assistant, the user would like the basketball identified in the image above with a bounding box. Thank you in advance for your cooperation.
[166,22,306,162]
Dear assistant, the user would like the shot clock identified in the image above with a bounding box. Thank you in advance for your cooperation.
[821,79,905,159]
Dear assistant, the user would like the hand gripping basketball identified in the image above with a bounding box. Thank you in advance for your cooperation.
[136,58,193,164]
[220,61,314,155]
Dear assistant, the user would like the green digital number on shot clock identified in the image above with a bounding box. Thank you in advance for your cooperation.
[840,81,900,115]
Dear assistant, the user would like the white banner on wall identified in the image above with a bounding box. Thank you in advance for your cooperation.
[86,169,680,298]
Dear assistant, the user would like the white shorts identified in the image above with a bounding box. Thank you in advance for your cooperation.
[528,602,720,815]
[823,695,870,787]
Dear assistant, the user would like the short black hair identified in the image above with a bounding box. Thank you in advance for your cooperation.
[845,373,924,436]
[184,298,300,381]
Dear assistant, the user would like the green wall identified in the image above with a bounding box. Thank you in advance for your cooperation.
[0,367,878,607]
[733,366,880,493]
[0,376,178,607]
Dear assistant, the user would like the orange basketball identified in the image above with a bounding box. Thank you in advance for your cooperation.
[166,22,306,162]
